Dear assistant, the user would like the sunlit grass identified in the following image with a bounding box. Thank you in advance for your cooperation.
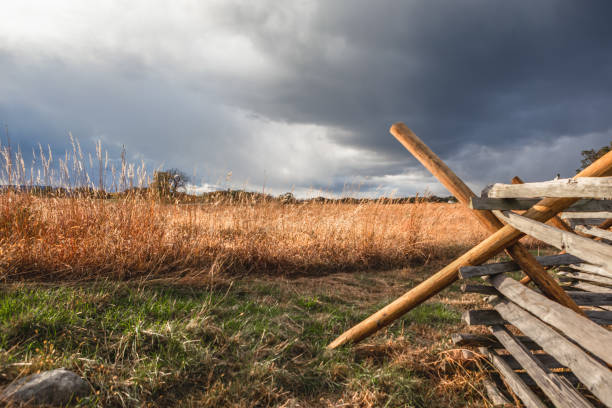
[0,193,491,281]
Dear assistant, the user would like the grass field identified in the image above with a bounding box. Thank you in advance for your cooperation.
[1,267,493,407]
[1,193,492,281]
[1,192,544,407]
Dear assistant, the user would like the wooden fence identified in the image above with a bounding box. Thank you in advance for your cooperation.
[326,123,611,407]
[456,182,612,407]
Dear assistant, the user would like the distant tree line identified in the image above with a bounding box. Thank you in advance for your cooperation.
[1,182,459,205]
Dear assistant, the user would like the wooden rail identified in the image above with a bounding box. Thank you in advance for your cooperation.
[327,125,611,348]
[459,226,612,406]
[487,177,612,198]
[423,130,612,407]
[327,122,612,407]
[470,197,612,212]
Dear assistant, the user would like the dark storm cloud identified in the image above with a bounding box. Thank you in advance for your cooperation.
[1,1,611,195]
[220,1,612,161]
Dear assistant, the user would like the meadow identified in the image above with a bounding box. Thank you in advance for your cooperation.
[1,193,489,282]
[0,143,535,407]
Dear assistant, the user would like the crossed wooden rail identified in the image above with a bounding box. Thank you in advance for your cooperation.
[459,247,612,405]
[327,123,612,349]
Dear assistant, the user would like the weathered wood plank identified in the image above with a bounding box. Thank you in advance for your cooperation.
[565,200,612,212]
[490,274,612,365]
[496,211,612,273]
[575,225,612,241]
[487,177,612,199]
[489,325,593,408]
[493,299,612,405]
[490,371,581,389]
[561,211,612,219]
[585,310,612,325]
[461,283,498,295]
[459,254,583,278]
[567,200,612,212]
[482,379,512,406]
[558,271,612,286]
[568,218,609,227]
[471,197,612,212]
[513,371,581,388]
[566,281,612,293]
[568,263,612,279]
[462,309,506,326]
[511,175,574,233]
[501,352,565,370]
[451,333,540,350]
[479,347,548,408]
[565,290,612,305]
[470,197,541,210]
[461,283,612,305]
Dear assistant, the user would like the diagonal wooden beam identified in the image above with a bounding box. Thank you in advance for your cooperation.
[326,124,612,349]
[387,124,581,314]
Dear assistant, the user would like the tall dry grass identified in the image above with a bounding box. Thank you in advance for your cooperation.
[0,192,490,281]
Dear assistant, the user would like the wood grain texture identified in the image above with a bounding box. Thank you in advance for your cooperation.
[566,281,612,293]
[558,271,612,286]
[500,352,565,370]
[482,379,512,406]
[488,177,612,199]
[585,310,612,325]
[451,333,540,349]
[576,225,612,241]
[564,290,612,305]
[561,211,612,219]
[567,218,609,227]
[461,284,498,295]
[496,210,612,273]
[568,263,612,279]
[489,325,593,408]
[479,347,547,408]
[511,176,574,233]
[493,299,612,405]
[462,309,505,326]
[461,284,612,305]
[491,274,612,364]
[470,197,612,212]
[459,254,582,278]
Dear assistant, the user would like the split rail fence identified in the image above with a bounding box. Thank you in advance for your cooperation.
[326,123,612,407]
[457,182,612,407]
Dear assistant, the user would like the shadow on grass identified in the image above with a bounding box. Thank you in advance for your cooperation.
[0,272,479,407]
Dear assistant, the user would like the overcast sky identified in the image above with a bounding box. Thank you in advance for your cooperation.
[1,1,611,196]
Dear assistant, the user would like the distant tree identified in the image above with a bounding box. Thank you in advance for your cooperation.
[166,168,189,193]
[152,168,189,196]
[577,142,612,173]
[279,192,296,204]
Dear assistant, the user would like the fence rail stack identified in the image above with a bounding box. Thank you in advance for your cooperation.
[326,123,612,407]
[457,182,612,407]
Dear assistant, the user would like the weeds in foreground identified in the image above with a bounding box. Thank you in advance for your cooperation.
[0,270,488,407]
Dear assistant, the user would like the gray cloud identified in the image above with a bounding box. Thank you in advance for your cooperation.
[1,1,611,196]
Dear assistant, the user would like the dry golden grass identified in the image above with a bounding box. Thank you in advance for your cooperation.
[1,192,491,281]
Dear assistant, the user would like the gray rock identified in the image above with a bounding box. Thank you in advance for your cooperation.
[1,368,90,406]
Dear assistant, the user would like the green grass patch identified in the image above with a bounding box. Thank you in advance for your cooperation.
[0,272,483,407]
